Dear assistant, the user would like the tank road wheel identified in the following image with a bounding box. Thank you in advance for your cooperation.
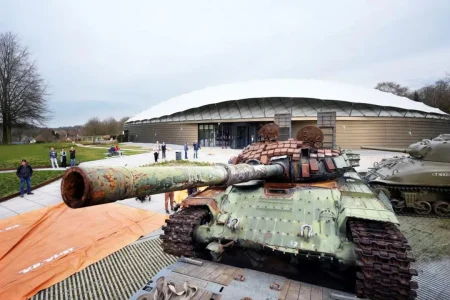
[349,220,418,300]
[391,199,405,213]
[413,201,432,215]
[433,201,450,217]
[160,207,210,257]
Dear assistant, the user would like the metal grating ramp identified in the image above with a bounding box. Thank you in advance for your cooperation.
[31,238,177,300]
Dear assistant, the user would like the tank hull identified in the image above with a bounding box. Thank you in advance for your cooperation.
[161,172,417,299]
[363,157,450,216]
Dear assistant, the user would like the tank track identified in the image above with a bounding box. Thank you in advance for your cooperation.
[160,207,210,257]
[372,184,450,217]
[349,219,418,300]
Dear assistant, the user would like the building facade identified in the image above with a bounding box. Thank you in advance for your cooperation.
[124,79,450,149]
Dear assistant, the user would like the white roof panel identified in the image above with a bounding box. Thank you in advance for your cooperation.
[127,79,447,122]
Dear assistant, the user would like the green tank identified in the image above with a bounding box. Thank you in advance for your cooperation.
[361,139,450,217]
[60,124,418,300]
[433,133,450,141]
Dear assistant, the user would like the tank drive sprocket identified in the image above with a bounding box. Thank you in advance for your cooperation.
[160,207,210,257]
[349,219,418,300]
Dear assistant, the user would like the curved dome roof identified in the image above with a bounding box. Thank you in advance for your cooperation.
[127,79,447,122]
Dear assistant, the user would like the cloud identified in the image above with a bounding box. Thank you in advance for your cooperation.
[1,0,450,127]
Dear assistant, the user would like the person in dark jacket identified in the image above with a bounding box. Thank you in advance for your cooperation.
[60,148,67,168]
[161,142,166,159]
[16,159,34,197]
[69,147,76,166]
[193,142,200,159]
[184,142,189,159]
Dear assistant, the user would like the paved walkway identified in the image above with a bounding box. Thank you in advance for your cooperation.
[0,146,399,221]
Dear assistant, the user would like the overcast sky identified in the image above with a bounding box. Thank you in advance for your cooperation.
[1,0,450,127]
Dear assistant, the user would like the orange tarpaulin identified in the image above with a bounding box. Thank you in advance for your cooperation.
[174,186,208,203]
[0,202,166,300]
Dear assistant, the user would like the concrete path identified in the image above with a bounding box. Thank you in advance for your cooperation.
[0,146,400,221]
[0,148,240,220]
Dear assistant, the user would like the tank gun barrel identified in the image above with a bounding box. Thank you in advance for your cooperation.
[61,164,285,209]
[360,146,409,153]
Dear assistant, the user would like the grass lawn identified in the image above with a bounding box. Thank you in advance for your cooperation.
[0,170,65,198]
[0,143,141,169]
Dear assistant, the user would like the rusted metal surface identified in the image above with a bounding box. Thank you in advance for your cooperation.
[61,164,284,208]
[182,197,221,216]
[349,219,418,300]
[161,207,210,257]
[309,159,319,172]
[324,158,335,171]
[301,163,310,177]
[296,126,324,148]
[263,181,339,190]
[258,123,279,141]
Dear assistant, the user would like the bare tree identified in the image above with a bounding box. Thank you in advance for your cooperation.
[82,117,105,136]
[418,76,450,113]
[82,116,129,137]
[374,81,411,98]
[103,117,120,135]
[0,32,49,144]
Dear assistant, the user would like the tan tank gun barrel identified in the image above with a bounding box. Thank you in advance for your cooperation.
[61,164,285,209]
[360,146,409,153]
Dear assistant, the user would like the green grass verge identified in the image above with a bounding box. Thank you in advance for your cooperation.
[0,170,65,198]
[146,160,213,167]
[80,143,145,149]
[0,143,141,169]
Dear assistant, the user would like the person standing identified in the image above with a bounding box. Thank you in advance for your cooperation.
[60,148,67,168]
[16,159,34,197]
[69,147,76,166]
[193,142,199,159]
[49,147,58,168]
[164,191,174,214]
[161,142,166,159]
[184,142,189,159]
[153,144,159,162]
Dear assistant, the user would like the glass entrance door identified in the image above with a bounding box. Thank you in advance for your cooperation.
[236,126,249,149]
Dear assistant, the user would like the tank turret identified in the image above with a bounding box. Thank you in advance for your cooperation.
[361,139,450,163]
[61,143,359,208]
[59,124,418,299]
[361,139,450,217]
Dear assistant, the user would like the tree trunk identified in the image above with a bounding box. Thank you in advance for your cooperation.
[2,123,9,144]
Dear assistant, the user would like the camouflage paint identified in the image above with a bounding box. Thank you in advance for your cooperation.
[191,171,396,264]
